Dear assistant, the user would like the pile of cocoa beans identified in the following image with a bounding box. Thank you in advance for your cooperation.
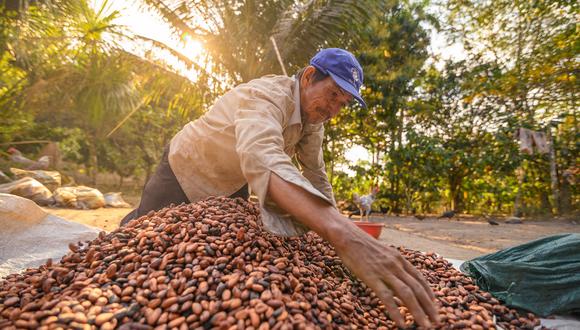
[0,197,541,329]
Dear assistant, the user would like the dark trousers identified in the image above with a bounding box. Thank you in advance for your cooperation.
[120,146,248,226]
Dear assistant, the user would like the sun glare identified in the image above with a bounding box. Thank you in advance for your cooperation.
[92,0,208,81]
[179,36,205,63]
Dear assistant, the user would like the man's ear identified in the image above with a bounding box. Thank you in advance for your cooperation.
[301,66,317,87]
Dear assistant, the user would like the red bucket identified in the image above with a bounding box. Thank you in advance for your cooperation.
[352,221,383,239]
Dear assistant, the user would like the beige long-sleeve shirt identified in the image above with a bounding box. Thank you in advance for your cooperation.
[168,75,335,236]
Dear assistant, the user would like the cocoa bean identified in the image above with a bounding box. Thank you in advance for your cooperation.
[0,197,537,329]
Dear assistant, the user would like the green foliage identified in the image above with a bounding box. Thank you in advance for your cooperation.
[325,0,576,215]
[440,0,579,214]
[1,0,576,215]
[0,0,209,185]
[446,0,578,123]
[325,1,434,210]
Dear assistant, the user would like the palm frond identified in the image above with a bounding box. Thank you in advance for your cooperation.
[139,0,209,37]
[132,34,222,84]
[269,0,385,71]
[139,0,387,82]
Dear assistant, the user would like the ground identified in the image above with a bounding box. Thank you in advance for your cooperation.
[42,207,580,261]
[375,214,579,260]
[42,206,133,232]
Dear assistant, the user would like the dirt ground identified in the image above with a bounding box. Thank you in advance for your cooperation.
[373,214,580,260]
[42,206,580,261]
[41,206,133,232]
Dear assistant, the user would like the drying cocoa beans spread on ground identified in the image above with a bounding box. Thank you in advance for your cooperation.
[0,197,541,329]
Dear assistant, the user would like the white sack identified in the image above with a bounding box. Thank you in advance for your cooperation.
[10,167,62,191]
[53,186,106,209]
[0,193,100,277]
[104,192,131,208]
[0,177,53,205]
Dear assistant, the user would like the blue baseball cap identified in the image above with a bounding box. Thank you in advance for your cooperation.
[310,48,366,108]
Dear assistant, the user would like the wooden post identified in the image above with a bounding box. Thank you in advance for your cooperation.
[270,36,287,76]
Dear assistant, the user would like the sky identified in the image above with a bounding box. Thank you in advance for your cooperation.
[93,0,464,168]
[94,0,207,81]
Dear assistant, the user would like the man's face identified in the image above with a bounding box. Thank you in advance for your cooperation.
[300,66,353,125]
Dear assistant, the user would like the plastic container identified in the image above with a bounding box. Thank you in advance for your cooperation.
[352,221,383,239]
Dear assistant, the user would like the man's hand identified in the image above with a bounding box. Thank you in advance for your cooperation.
[268,173,440,328]
[332,227,439,328]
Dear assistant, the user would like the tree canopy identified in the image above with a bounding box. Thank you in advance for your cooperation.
[1,0,577,215]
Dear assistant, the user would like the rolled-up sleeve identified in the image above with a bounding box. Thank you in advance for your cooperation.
[234,86,333,236]
[296,125,336,206]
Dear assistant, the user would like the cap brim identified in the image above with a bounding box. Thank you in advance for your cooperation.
[328,72,367,109]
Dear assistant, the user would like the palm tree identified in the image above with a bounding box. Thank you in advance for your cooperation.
[5,0,139,183]
[3,0,213,183]
[140,0,385,83]
[59,1,141,183]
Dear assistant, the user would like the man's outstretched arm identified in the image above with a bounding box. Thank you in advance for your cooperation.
[268,172,440,329]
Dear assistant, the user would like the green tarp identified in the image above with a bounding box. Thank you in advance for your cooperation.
[460,233,580,317]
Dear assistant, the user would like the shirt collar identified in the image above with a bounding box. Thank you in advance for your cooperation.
[289,77,302,127]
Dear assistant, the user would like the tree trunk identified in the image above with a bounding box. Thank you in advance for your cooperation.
[88,142,98,186]
[497,200,503,213]
[389,129,397,210]
[449,174,463,212]
[560,177,572,214]
[547,129,560,215]
[329,138,335,184]
[513,164,526,216]
[540,191,552,214]
[3,0,30,12]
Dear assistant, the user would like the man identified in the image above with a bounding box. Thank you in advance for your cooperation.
[122,48,439,328]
